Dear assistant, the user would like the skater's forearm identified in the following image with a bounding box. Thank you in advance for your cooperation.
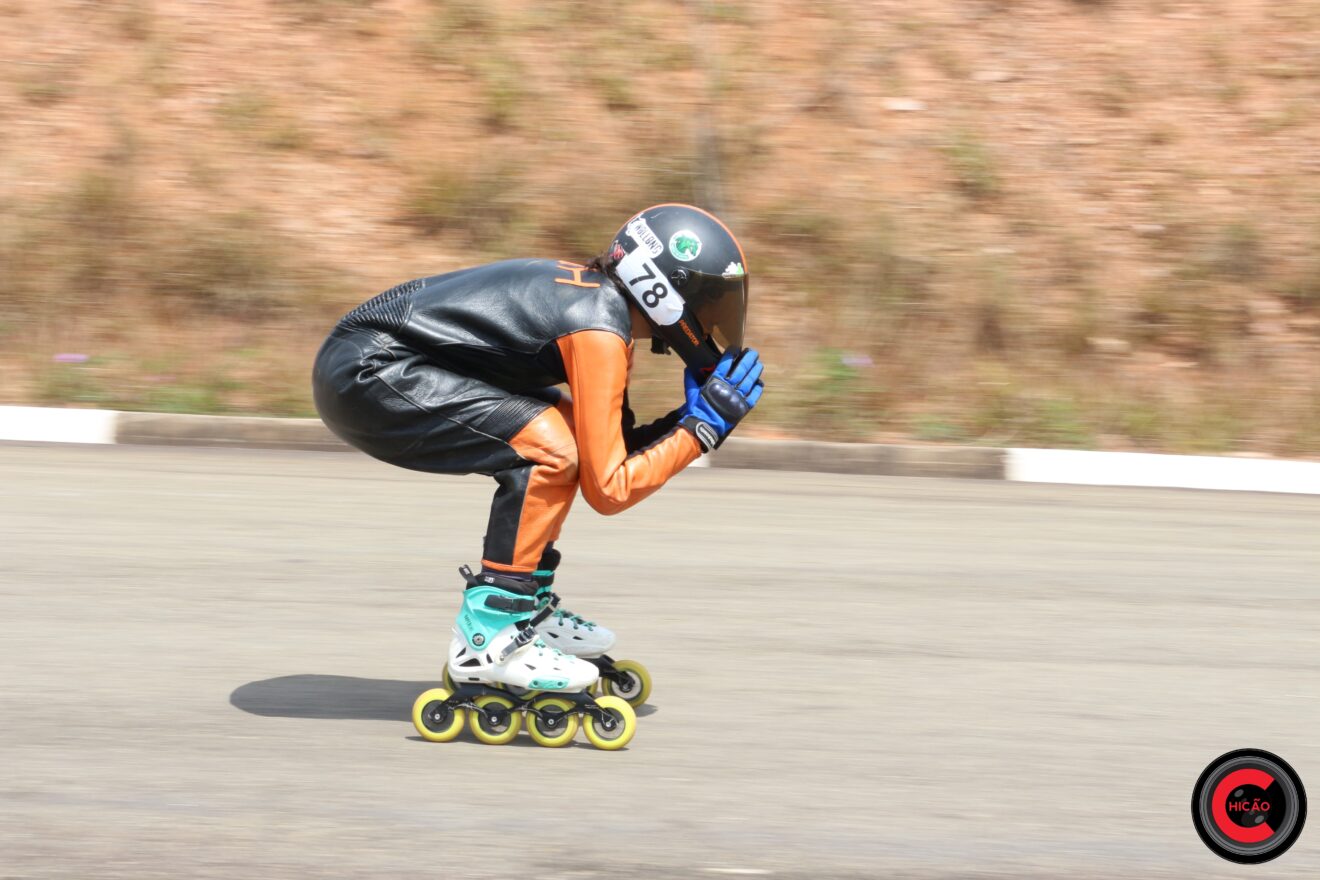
[557,330,702,515]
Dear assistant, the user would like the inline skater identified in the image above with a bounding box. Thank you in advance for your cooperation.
[312,204,764,748]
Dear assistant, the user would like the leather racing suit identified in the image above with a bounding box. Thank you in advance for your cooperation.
[312,258,702,574]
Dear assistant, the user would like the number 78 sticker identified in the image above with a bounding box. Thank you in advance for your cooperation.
[616,246,686,327]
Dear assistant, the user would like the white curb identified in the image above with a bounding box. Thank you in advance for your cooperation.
[1007,447,1320,496]
[3,405,1320,496]
[0,406,118,445]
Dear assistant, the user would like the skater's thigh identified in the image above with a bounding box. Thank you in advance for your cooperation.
[313,331,548,475]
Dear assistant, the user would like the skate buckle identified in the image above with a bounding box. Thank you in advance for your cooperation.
[526,593,561,629]
[498,626,536,663]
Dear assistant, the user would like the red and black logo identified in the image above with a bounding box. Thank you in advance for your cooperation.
[1192,749,1306,864]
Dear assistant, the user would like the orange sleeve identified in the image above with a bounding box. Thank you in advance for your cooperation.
[557,330,702,516]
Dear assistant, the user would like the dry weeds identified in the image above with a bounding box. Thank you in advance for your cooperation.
[2,0,1319,455]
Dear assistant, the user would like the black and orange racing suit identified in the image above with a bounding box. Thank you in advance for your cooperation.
[312,258,702,574]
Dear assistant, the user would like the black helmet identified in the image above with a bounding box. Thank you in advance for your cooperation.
[602,204,749,373]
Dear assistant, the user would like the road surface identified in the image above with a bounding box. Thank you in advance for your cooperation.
[2,443,1319,878]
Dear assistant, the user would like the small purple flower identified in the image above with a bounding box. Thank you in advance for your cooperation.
[53,353,90,364]
[841,353,873,368]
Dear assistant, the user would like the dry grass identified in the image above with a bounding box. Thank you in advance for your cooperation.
[2,0,1320,456]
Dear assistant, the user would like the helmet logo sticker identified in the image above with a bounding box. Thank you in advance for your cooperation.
[626,218,664,258]
[669,230,702,262]
[723,262,745,277]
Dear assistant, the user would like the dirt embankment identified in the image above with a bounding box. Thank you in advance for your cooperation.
[2,0,1319,454]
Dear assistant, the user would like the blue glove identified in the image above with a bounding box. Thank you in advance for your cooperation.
[679,348,765,452]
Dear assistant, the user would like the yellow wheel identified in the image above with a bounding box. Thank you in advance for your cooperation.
[526,696,579,748]
[412,688,465,743]
[442,665,455,692]
[469,694,521,745]
[582,695,636,751]
[599,659,652,708]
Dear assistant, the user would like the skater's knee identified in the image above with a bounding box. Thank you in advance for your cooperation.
[546,444,579,486]
[509,407,579,486]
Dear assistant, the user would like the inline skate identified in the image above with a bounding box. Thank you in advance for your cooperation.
[440,552,654,708]
[414,566,636,750]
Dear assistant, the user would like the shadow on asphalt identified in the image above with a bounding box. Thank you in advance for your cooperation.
[231,675,436,721]
[230,674,657,721]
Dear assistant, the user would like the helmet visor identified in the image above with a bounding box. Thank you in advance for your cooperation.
[691,271,748,350]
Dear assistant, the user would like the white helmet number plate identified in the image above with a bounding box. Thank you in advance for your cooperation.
[616,243,686,327]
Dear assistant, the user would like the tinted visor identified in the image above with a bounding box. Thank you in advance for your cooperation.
[690,271,748,350]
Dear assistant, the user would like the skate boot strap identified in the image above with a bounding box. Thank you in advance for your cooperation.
[528,592,560,626]
[493,596,562,663]
[458,564,541,597]
[482,594,539,613]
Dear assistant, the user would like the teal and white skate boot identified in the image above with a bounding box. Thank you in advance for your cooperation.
[415,566,636,750]
[446,569,598,693]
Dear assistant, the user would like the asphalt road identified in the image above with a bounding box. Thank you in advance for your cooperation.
[3,443,1320,879]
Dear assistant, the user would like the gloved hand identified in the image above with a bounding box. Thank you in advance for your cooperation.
[679,347,765,452]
